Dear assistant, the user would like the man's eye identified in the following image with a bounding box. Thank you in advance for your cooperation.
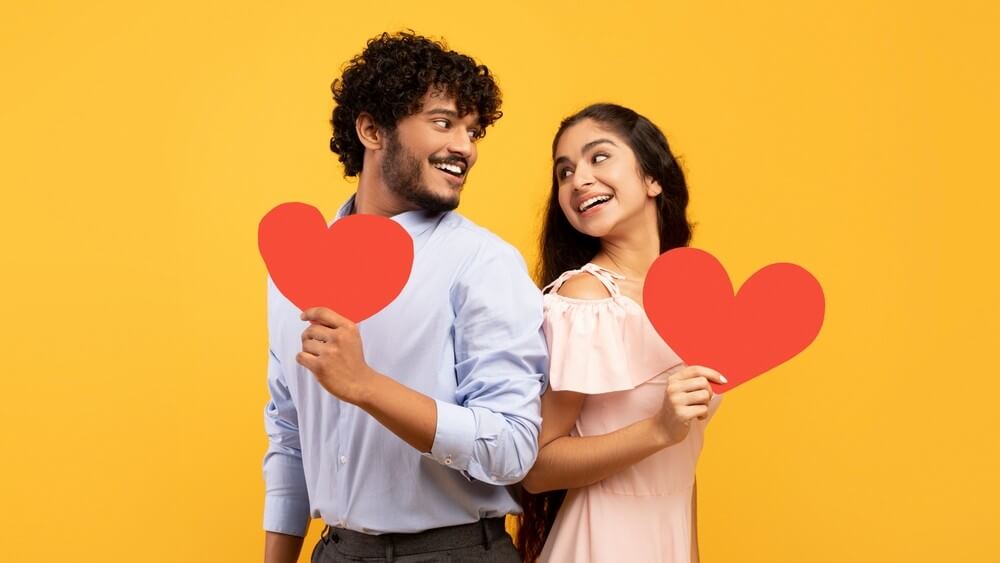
[468,129,481,140]
[434,119,450,128]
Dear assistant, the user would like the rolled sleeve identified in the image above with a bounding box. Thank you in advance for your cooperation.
[427,400,477,474]
[433,241,548,484]
[262,452,310,534]
[262,280,311,535]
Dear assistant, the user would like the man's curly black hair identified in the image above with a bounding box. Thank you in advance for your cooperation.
[329,31,503,177]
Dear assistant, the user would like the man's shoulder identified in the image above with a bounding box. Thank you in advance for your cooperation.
[437,213,533,292]
[443,212,521,262]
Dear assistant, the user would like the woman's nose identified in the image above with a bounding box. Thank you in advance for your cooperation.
[572,165,595,190]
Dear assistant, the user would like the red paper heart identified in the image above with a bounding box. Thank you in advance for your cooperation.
[258,202,413,322]
[643,248,824,393]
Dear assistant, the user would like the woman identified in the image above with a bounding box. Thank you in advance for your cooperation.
[516,104,726,563]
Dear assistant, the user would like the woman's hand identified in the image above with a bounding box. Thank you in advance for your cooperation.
[653,366,727,445]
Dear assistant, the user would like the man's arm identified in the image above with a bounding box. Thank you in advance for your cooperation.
[262,347,310,561]
[263,280,311,561]
[296,310,438,454]
[296,243,547,484]
[429,244,547,483]
[265,531,305,563]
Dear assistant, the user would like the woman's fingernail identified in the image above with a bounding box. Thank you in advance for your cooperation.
[720,375,728,384]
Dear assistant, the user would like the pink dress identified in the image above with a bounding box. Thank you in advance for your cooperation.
[538,264,722,563]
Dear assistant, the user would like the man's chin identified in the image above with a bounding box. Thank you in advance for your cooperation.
[408,190,460,213]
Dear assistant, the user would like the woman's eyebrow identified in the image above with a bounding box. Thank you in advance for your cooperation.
[582,138,617,152]
[554,138,618,167]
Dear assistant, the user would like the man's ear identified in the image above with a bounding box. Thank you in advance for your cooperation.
[356,112,383,150]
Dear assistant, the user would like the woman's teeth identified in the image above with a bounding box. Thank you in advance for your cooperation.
[579,195,612,212]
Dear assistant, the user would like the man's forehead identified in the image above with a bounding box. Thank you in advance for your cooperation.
[419,89,479,120]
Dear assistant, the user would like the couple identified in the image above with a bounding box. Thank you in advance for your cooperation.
[263,32,724,563]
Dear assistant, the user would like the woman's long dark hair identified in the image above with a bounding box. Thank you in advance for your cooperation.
[535,103,693,288]
[516,104,693,562]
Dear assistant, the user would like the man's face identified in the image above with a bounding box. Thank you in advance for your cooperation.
[380,90,481,213]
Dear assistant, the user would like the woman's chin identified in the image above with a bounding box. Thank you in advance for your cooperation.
[568,213,616,239]
[576,224,613,239]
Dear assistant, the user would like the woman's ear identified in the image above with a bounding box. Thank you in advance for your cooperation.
[646,176,663,198]
[355,112,383,150]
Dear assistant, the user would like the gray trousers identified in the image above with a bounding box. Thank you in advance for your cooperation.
[311,518,520,563]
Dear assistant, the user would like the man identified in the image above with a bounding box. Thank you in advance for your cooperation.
[263,32,547,562]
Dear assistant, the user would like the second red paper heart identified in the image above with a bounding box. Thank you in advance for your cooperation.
[643,248,825,393]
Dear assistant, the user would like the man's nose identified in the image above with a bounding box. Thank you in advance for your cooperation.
[447,129,474,158]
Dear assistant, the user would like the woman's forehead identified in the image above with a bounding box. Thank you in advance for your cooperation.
[555,120,626,157]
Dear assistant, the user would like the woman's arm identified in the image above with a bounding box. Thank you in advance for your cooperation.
[691,479,700,563]
[521,386,676,493]
[522,274,723,494]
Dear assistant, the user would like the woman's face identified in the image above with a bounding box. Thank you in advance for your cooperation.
[553,119,661,239]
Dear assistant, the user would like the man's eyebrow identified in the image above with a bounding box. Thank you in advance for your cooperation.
[425,107,460,118]
[553,138,619,168]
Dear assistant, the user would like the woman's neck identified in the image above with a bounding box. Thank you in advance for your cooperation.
[594,245,659,280]
[592,202,662,279]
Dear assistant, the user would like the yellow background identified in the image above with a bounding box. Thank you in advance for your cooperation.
[2,1,998,561]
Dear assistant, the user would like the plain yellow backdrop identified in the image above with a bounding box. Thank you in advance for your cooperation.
[2,1,998,562]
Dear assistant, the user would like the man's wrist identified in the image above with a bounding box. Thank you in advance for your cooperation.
[352,368,384,409]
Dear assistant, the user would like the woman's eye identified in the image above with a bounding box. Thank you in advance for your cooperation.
[558,168,573,180]
[593,153,609,164]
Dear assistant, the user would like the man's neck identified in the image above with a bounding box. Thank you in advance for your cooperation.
[353,173,412,217]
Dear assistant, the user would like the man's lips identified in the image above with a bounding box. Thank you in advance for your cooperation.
[431,160,467,177]
[432,165,465,187]
[430,160,467,186]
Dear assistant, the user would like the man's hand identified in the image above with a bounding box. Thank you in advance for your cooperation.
[297,307,378,405]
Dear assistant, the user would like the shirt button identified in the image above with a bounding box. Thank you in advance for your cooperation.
[444,456,453,465]
[491,475,498,481]
[340,456,347,464]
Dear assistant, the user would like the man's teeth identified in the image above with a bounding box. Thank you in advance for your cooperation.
[434,163,463,176]
[579,195,612,212]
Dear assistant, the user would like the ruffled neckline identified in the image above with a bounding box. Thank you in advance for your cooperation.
[543,263,644,312]
[542,264,683,394]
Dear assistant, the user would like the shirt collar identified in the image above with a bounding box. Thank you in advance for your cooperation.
[336,193,445,238]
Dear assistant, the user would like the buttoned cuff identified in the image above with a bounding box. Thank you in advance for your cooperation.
[263,495,311,537]
[426,399,476,474]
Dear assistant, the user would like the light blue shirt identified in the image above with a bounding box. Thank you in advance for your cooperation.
[263,194,548,535]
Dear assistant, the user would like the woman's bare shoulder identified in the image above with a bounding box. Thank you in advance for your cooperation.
[555,272,613,300]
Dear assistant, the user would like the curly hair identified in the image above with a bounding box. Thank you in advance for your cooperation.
[329,31,503,177]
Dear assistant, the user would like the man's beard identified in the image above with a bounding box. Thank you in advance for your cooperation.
[381,131,461,213]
